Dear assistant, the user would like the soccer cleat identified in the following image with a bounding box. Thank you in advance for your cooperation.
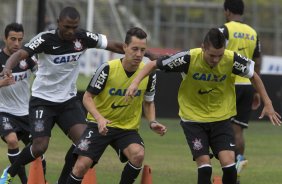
[236,154,248,175]
[0,167,13,184]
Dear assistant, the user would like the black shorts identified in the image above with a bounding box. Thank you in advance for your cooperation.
[180,119,235,160]
[74,123,144,165]
[231,85,255,128]
[0,112,31,144]
[29,96,87,138]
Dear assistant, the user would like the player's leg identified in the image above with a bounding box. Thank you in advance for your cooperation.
[57,97,87,184]
[211,119,237,184]
[111,130,144,184]
[0,98,54,182]
[180,121,212,184]
[66,123,108,184]
[0,113,27,183]
[232,85,254,183]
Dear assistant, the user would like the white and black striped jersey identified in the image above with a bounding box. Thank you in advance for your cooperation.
[0,49,37,116]
[23,29,108,102]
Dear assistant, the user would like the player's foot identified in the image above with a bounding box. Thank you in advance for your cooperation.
[0,167,13,184]
[236,154,248,174]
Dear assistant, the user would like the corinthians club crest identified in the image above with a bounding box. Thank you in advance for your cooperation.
[73,39,83,51]
[19,60,28,70]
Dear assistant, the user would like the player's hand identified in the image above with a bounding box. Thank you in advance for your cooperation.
[0,75,15,87]
[125,82,139,102]
[252,92,261,110]
[259,103,281,126]
[2,67,13,78]
[97,117,111,136]
[149,121,167,136]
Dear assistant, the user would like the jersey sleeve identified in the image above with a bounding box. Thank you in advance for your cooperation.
[156,51,190,74]
[144,72,156,102]
[84,31,108,49]
[26,55,38,74]
[232,52,255,78]
[86,63,110,95]
[23,32,48,56]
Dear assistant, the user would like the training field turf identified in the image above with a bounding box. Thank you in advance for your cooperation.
[0,119,281,183]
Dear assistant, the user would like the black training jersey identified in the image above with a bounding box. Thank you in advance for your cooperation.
[0,49,36,116]
[23,29,108,102]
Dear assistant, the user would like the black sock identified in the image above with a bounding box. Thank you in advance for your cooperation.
[66,172,83,184]
[198,165,212,184]
[8,145,36,177]
[119,162,142,184]
[222,164,237,184]
[58,144,76,184]
[8,148,27,183]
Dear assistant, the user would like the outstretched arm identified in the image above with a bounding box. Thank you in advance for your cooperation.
[250,72,281,126]
[3,49,29,77]
[125,60,158,100]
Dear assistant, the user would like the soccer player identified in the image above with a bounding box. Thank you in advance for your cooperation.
[126,28,281,184]
[0,6,128,184]
[0,23,47,184]
[66,27,167,184]
[219,0,261,182]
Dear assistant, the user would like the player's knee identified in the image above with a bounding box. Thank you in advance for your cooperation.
[5,134,19,149]
[72,160,91,177]
[129,147,145,165]
[32,138,49,157]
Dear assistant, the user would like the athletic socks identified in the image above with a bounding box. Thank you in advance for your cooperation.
[119,161,142,184]
[198,164,212,184]
[66,172,83,184]
[8,145,36,177]
[57,144,76,184]
[222,163,237,184]
[8,148,27,184]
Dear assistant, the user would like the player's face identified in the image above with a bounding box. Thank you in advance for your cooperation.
[57,16,80,41]
[4,31,23,55]
[202,44,225,68]
[123,36,147,70]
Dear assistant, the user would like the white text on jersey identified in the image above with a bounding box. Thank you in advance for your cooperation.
[167,56,187,69]
[28,37,45,50]
[95,70,108,89]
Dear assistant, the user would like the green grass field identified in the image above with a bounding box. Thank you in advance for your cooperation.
[0,119,281,184]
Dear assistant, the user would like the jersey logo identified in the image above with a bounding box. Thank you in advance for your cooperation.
[198,88,215,95]
[233,32,255,40]
[111,103,130,109]
[109,88,141,97]
[19,60,28,70]
[167,56,187,69]
[52,46,61,49]
[238,47,248,51]
[73,39,83,51]
[94,71,108,89]
[233,61,247,73]
[86,32,99,41]
[28,37,45,50]
[192,73,227,82]
[53,53,82,64]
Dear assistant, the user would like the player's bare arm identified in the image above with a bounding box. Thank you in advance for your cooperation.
[250,72,281,126]
[0,76,15,87]
[83,91,111,135]
[125,60,158,100]
[3,49,29,77]
[143,101,167,136]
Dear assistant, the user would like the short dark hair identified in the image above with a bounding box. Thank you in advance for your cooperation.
[59,6,80,20]
[224,0,244,15]
[4,23,24,38]
[203,28,226,49]
[125,27,147,44]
